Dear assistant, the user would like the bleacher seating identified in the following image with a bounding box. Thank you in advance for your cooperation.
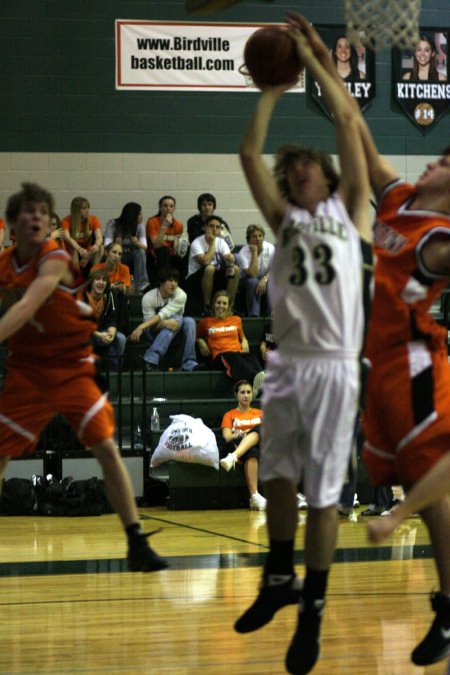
[107,367,254,509]
[10,284,450,510]
[126,294,267,366]
[110,297,268,508]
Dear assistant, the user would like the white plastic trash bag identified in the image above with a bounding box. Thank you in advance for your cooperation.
[150,414,219,470]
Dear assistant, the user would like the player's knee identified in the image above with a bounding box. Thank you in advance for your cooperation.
[265,478,296,499]
[90,438,119,466]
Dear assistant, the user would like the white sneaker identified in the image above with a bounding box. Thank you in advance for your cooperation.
[297,493,308,510]
[220,453,237,472]
[253,370,266,398]
[353,493,360,508]
[250,492,267,511]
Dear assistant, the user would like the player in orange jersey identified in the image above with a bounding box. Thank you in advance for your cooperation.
[283,15,450,669]
[295,16,450,666]
[0,183,167,572]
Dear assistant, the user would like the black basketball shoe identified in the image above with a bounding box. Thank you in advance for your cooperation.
[285,597,325,675]
[234,573,303,633]
[411,592,450,666]
[127,530,169,572]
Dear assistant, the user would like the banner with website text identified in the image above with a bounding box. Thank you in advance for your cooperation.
[115,20,305,92]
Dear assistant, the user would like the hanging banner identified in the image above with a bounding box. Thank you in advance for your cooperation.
[310,26,375,118]
[393,29,449,133]
[115,20,305,92]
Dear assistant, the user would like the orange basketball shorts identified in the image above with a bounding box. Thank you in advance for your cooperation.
[363,342,450,487]
[0,358,115,457]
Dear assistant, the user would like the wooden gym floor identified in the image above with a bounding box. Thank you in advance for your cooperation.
[0,507,448,674]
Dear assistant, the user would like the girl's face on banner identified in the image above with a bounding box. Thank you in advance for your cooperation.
[415,40,434,67]
[335,37,351,63]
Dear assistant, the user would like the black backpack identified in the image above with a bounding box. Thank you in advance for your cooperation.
[0,478,38,515]
[38,476,114,517]
[0,476,114,517]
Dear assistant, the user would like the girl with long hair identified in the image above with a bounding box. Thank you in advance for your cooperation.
[61,196,103,272]
[196,290,265,396]
[103,202,149,293]
[146,195,187,278]
[220,379,266,511]
[403,36,447,82]
[332,35,365,81]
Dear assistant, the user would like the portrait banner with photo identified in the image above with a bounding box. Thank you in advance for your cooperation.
[393,29,449,133]
[310,25,375,118]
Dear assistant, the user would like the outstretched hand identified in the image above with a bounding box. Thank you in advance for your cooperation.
[286,12,332,67]
[287,26,315,69]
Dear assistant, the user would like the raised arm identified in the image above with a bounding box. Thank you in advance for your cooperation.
[288,24,372,240]
[240,85,292,235]
[287,13,397,203]
[0,258,67,343]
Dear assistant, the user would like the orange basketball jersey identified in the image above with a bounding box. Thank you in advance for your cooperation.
[363,181,450,485]
[365,180,450,362]
[0,239,96,365]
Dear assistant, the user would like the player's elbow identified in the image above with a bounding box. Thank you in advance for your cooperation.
[334,102,359,130]
[240,141,259,167]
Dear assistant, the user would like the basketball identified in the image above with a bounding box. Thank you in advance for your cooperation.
[244,26,303,88]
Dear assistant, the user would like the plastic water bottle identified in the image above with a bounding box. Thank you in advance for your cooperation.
[223,233,234,251]
[150,407,160,432]
[178,237,188,257]
[134,425,143,450]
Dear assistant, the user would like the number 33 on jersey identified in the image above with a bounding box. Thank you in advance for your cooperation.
[269,195,364,354]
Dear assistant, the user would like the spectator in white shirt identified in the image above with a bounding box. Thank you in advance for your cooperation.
[186,216,239,316]
[238,224,275,316]
[129,267,201,372]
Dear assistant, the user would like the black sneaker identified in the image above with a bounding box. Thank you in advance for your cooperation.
[234,574,303,633]
[139,356,159,372]
[127,530,169,572]
[285,598,325,675]
[145,362,160,373]
[411,592,450,666]
[360,506,384,516]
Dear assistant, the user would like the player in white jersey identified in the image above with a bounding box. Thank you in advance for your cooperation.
[270,198,363,354]
[233,15,371,675]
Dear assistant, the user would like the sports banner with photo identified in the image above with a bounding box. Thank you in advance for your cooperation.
[393,29,449,133]
[115,20,305,92]
[310,26,375,118]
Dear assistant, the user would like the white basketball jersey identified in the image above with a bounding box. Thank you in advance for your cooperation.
[269,194,363,356]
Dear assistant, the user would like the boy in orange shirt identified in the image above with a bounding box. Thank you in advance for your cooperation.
[0,183,167,573]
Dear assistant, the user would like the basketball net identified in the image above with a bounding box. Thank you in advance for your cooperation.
[345,0,421,50]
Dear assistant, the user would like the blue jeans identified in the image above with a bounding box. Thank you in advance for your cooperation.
[93,331,126,371]
[144,315,198,370]
[109,331,127,369]
[121,247,149,291]
[239,277,270,317]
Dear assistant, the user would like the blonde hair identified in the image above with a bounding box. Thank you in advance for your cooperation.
[246,224,265,242]
[212,289,233,317]
[70,196,90,241]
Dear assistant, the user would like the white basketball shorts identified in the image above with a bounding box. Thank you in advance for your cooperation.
[260,350,359,508]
